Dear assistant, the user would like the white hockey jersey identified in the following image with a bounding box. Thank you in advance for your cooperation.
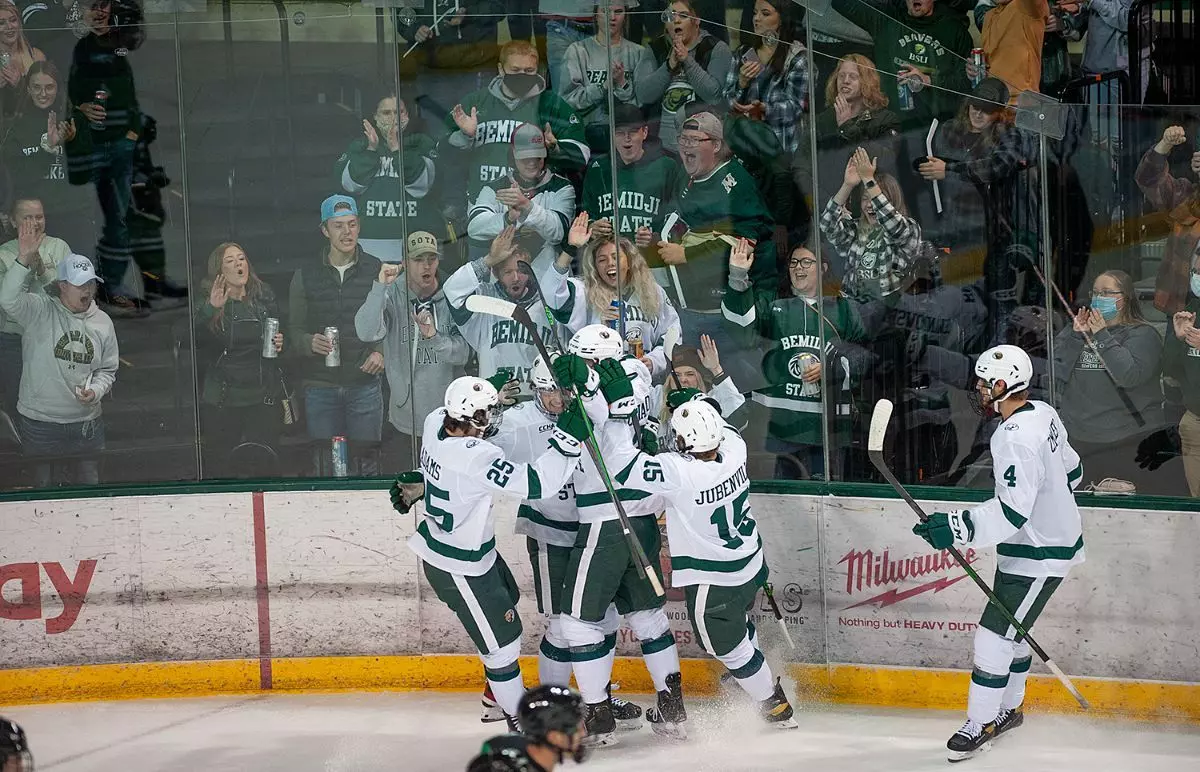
[573,357,664,524]
[960,400,1085,578]
[407,408,581,576]
[616,423,763,588]
[491,401,580,547]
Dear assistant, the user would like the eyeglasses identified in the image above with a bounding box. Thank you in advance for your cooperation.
[661,10,694,23]
[1091,289,1122,297]
[677,136,714,148]
[788,258,817,269]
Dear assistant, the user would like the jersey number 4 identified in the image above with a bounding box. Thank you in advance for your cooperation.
[710,490,756,549]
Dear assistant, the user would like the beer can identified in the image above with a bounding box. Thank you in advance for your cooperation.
[91,88,109,131]
[324,325,340,367]
[606,299,623,331]
[896,79,914,111]
[970,48,987,88]
[331,436,349,478]
[262,317,280,359]
[626,327,644,359]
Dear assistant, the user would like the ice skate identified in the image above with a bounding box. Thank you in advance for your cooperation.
[608,683,643,731]
[581,699,620,748]
[480,684,506,723]
[646,672,688,740]
[992,706,1024,740]
[947,718,996,762]
[759,678,798,729]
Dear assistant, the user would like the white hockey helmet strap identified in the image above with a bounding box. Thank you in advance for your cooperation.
[974,344,1033,405]
[567,324,625,362]
[444,376,502,431]
[670,399,723,454]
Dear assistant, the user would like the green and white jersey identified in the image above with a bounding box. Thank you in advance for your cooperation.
[407,408,581,576]
[964,400,1085,578]
[466,172,576,250]
[538,260,681,380]
[573,357,663,524]
[492,401,580,548]
[443,253,559,398]
[333,132,439,241]
[580,145,680,235]
[621,424,762,588]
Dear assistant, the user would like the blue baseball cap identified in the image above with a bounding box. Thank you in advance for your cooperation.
[320,194,359,223]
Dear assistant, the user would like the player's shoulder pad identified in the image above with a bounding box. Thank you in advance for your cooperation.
[621,354,651,380]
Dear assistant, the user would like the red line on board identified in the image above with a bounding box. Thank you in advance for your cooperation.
[253,491,273,689]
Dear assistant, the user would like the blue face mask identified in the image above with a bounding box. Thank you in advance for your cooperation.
[1191,274,1200,298]
[1091,295,1119,320]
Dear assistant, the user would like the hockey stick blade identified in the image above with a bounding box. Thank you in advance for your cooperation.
[868,398,893,453]
[465,294,519,320]
[1046,658,1092,710]
[763,584,797,651]
[662,325,683,386]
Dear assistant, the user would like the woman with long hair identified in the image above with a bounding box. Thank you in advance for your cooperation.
[540,212,680,380]
[0,1,46,109]
[723,0,810,154]
[814,54,898,152]
[194,242,287,479]
[1053,269,1167,492]
[4,61,79,215]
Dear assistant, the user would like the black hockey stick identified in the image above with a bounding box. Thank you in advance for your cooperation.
[867,398,1089,710]
[762,583,797,651]
[466,294,665,597]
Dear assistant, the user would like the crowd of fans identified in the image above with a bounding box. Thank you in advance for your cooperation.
[2,0,1198,499]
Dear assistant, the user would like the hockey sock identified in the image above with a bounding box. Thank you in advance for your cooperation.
[562,613,612,704]
[967,627,1015,725]
[481,639,525,716]
[628,609,679,692]
[726,638,776,701]
[747,619,760,652]
[538,618,574,686]
[1000,640,1033,710]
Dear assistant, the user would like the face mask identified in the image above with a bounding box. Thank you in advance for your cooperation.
[1191,274,1200,297]
[503,72,540,97]
[1090,295,1119,320]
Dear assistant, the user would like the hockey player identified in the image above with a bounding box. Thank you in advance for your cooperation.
[394,375,592,724]
[912,344,1085,762]
[552,326,686,745]
[0,717,32,772]
[466,685,588,772]
[610,396,799,729]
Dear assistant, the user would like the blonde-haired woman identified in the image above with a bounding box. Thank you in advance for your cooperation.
[0,1,46,106]
[815,54,898,151]
[540,212,680,380]
[194,242,286,479]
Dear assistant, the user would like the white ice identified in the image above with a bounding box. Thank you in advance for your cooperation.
[4,692,1198,772]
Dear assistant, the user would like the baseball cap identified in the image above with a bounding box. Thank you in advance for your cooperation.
[511,122,547,160]
[320,194,359,223]
[406,231,440,258]
[681,111,723,142]
[968,77,1010,113]
[57,254,103,286]
[613,103,648,130]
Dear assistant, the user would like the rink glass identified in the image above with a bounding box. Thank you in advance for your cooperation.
[0,2,1193,505]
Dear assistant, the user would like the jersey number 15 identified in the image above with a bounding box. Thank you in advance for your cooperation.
[710,490,756,549]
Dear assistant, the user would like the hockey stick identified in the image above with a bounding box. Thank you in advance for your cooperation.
[662,326,683,389]
[867,398,1090,710]
[465,294,665,597]
[762,583,797,651]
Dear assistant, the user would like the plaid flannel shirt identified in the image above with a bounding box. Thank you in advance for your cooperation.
[723,44,812,154]
[820,190,925,298]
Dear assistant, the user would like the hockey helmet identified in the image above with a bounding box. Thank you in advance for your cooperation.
[0,718,32,772]
[671,399,724,454]
[974,345,1033,407]
[568,324,624,362]
[518,685,588,763]
[465,746,538,772]
[444,376,503,435]
[529,355,565,417]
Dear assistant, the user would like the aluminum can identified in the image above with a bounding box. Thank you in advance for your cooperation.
[970,48,987,88]
[331,436,349,477]
[606,299,623,331]
[324,325,340,367]
[896,79,914,111]
[92,88,109,131]
[262,317,279,358]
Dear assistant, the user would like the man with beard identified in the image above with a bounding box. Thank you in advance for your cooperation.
[355,230,469,472]
[580,104,679,251]
[467,122,575,257]
[446,40,589,201]
[443,225,556,396]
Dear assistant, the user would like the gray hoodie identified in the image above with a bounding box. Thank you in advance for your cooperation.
[1053,322,1164,443]
[0,262,119,424]
[354,278,470,435]
[558,36,647,126]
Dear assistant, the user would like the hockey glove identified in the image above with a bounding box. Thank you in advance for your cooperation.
[552,353,592,393]
[912,510,974,550]
[667,387,702,412]
[640,424,660,455]
[596,358,634,404]
[485,368,520,405]
[1135,426,1181,471]
[549,402,590,456]
[389,471,425,515]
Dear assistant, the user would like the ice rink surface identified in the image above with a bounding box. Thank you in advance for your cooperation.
[5,692,1199,772]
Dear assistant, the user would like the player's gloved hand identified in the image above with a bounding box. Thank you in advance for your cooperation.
[912,510,973,549]
[552,353,592,392]
[667,387,702,411]
[389,470,425,515]
[1135,426,1181,471]
[596,358,634,404]
[640,425,660,455]
[549,402,589,456]
[485,368,518,404]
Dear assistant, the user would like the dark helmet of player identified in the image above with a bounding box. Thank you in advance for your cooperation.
[465,746,538,772]
[518,685,588,764]
[0,718,33,772]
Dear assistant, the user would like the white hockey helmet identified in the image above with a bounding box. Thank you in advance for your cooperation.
[568,324,625,362]
[444,376,503,434]
[529,354,565,417]
[974,344,1033,405]
[670,399,724,454]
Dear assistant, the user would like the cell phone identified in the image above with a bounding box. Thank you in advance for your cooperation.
[741,49,759,65]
